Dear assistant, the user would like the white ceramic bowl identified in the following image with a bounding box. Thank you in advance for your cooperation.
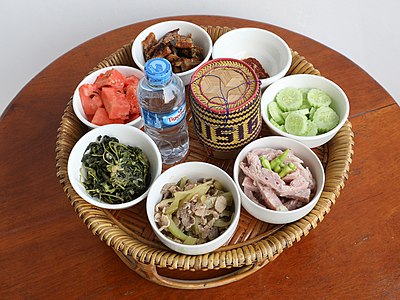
[72,65,144,129]
[131,20,212,85]
[68,124,162,210]
[261,74,350,148]
[233,136,325,224]
[212,27,292,89]
[146,162,241,255]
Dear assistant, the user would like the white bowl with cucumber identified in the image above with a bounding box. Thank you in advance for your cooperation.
[261,74,350,148]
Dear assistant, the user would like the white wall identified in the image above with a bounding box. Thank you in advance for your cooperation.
[1,0,399,116]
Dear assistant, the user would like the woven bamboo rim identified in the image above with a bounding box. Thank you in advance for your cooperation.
[55,25,354,289]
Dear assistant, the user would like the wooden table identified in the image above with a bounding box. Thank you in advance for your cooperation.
[1,16,399,299]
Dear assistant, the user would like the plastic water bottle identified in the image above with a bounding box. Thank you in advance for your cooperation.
[137,58,189,164]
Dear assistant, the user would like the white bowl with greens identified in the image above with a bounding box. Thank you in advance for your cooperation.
[68,124,162,209]
[261,74,350,148]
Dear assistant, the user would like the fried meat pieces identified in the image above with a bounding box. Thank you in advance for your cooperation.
[142,29,204,73]
[242,57,269,79]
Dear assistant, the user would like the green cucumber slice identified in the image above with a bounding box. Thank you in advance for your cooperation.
[299,88,312,109]
[284,112,308,135]
[297,108,310,115]
[303,120,318,136]
[270,118,286,132]
[268,102,284,125]
[313,106,340,133]
[299,88,310,100]
[300,103,312,109]
[309,107,317,121]
[281,111,289,119]
[307,88,332,108]
[276,87,303,111]
[282,108,308,119]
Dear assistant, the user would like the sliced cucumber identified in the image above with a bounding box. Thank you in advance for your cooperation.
[300,103,312,110]
[297,108,310,115]
[299,88,310,100]
[268,86,340,137]
[303,120,318,136]
[276,87,303,111]
[299,88,312,109]
[284,112,308,135]
[309,107,317,121]
[268,102,284,125]
[282,108,309,120]
[270,118,286,132]
[307,88,332,108]
[313,106,340,133]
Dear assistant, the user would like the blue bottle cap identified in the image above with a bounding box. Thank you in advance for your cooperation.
[144,58,172,85]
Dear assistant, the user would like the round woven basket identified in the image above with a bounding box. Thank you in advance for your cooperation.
[190,58,261,158]
[55,25,354,289]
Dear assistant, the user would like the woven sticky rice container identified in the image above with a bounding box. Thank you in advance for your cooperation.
[189,58,261,159]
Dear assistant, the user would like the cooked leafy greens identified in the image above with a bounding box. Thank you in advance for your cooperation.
[80,135,151,204]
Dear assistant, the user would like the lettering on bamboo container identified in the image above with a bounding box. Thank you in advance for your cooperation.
[192,112,260,144]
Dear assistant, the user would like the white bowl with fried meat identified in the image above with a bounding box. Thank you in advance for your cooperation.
[131,20,212,85]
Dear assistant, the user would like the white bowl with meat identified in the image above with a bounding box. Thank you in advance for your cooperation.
[131,20,212,85]
[212,27,292,89]
[233,136,325,224]
[146,162,241,255]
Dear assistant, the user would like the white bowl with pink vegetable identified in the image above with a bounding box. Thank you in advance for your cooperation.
[72,65,144,129]
[233,136,325,224]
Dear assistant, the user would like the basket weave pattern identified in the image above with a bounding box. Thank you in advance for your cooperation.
[189,58,261,154]
[55,26,354,288]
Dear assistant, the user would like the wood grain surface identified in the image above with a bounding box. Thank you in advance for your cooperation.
[1,16,399,299]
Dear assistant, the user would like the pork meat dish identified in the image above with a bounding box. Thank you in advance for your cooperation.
[240,148,316,211]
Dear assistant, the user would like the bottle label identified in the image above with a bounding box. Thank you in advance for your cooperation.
[141,102,186,129]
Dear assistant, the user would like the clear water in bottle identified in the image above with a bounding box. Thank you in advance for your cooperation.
[137,58,189,164]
